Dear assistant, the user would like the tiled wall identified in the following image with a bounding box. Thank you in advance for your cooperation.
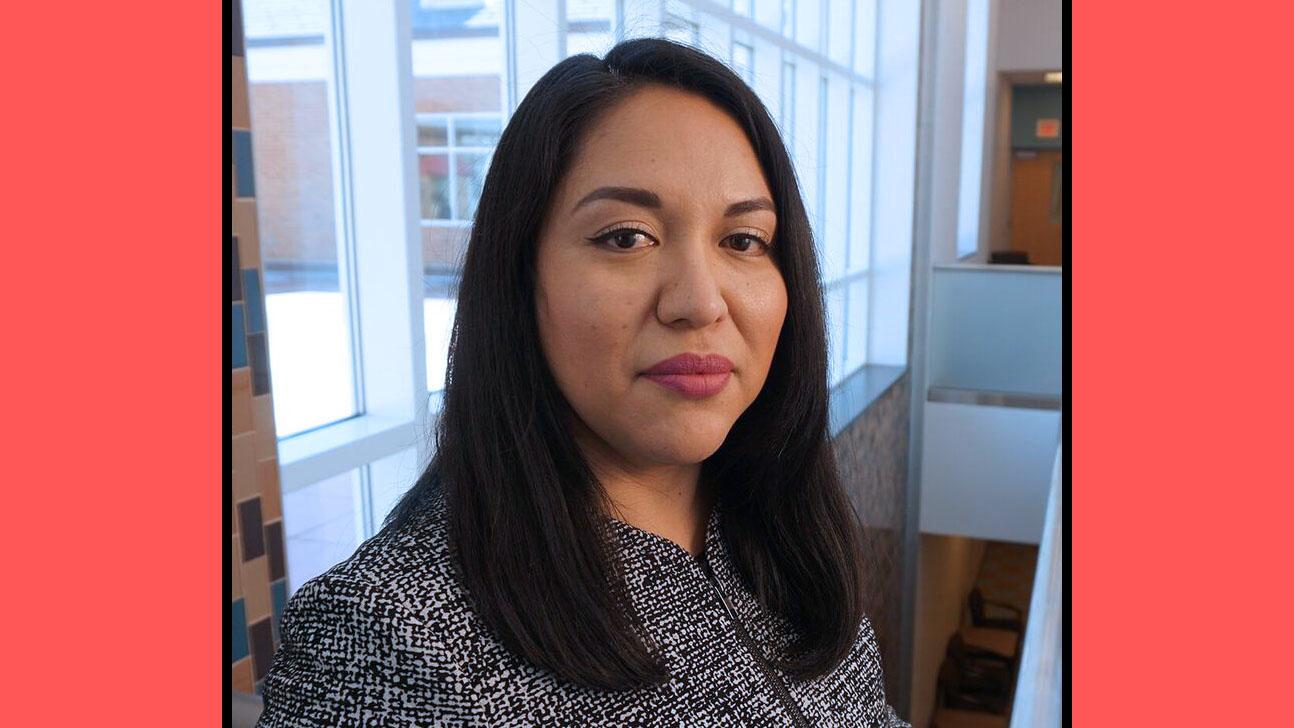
[833,371,911,707]
[230,0,289,695]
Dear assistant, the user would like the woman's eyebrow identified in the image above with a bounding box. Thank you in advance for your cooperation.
[571,186,775,218]
[723,197,775,217]
[572,186,660,213]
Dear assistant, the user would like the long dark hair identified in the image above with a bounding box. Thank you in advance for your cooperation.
[386,37,866,691]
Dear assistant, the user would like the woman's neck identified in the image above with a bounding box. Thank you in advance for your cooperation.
[574,423,716,557]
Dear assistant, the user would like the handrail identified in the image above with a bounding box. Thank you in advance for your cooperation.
[1010,441,1063,727]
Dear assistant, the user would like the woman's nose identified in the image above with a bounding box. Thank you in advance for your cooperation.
[655,237,728,328]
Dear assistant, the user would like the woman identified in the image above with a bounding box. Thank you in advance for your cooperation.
[257,38,908,727]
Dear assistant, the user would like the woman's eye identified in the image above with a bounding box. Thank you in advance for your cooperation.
[723,233,770,255]
[591,228,655,250]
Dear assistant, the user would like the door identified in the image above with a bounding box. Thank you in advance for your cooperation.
[1009,150,1063,266]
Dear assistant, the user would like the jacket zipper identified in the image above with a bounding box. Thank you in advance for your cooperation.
[699,554,811,728]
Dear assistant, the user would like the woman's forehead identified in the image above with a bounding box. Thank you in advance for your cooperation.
[558,86,773,212]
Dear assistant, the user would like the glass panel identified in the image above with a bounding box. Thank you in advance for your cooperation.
[409,0,504,391]
[663,15,700,45]
[751,37,781,120]
[853,0,876,77]
[456,152,491,220]
[822,74,850,283]
[846,278,869,370]
[734,0,753,19]
[780,59,795,144]
[781,0,795,37]
[849,84,874,272]
[664,1,700,46]
[733,41,754,85]
[418,117,449,147]
[369,446,425,532]
[243,0,359,438]
[697,12,730,59]
[419,153,452,220]
[827,0,851,67]
[283,468,364,594]
[453,116,502,147]
[753,0,781,33]
[795,0,820,52]
[826,283,846,386]
[424,283,458,392]
[793,59,819,229]
[567,0,615,57]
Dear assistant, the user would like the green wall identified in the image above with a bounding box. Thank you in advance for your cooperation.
[1011,84,1063,149]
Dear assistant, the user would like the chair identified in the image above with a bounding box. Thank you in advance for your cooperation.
[960,625,1020,662]
[946,632,1014,689]
[934,657,1012,716]
[968,588,1024,633]
[988,250,1030,264]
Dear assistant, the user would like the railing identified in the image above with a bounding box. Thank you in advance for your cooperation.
[920,262,1061,544]
[1009,442,1063,727]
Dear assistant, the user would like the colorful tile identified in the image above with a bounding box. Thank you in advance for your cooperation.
[233,130,256,197]
[231,56,250,128]
[233,201,261,268]
[241,269,265,333]
[231,534,243,600]
[271,578,288,644]
[230,235,242,303]
[231,368,253,435]
[242,556,271,622]
[265,520,285,581]
[232,657,253,692]
[249,617,275,681]
[231,598,248,662]
[238,497,265,560]
[247,332,270,396]
[232,432,259,501]
[251,395,278,459]
[232,0,245,57]
[257,458,282,521]
[231,303,247,369]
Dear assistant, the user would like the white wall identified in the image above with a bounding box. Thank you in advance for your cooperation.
[996,0,1062,72]
[926,0,968,266]
[911,533,988,728]
[868,0,923,365]
[920,401,1059,544]
[925,0,999,266]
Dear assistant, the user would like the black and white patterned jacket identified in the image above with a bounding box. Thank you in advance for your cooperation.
[257,491,909,726]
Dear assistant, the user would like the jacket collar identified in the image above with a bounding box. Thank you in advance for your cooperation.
[597,505,800,663]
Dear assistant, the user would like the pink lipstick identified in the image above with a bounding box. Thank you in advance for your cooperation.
[641,353,734,399]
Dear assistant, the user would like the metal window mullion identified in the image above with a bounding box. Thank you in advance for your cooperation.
[328,0,366,418]
[845,84,855,271]
[677,0,867,86]
[865,0,883,365]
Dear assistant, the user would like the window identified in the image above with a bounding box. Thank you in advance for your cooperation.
[247,0,915,595]
[417,114,501,223]
[733,40,755,85]
[663,10,701,46]
[567,0,615,57]
[241,0,359,439]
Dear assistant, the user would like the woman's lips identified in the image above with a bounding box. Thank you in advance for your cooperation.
[641,353,734,399]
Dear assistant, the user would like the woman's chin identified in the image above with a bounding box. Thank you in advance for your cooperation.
[631,422,733,465]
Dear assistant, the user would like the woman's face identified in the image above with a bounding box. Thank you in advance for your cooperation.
[535,85,788,470]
